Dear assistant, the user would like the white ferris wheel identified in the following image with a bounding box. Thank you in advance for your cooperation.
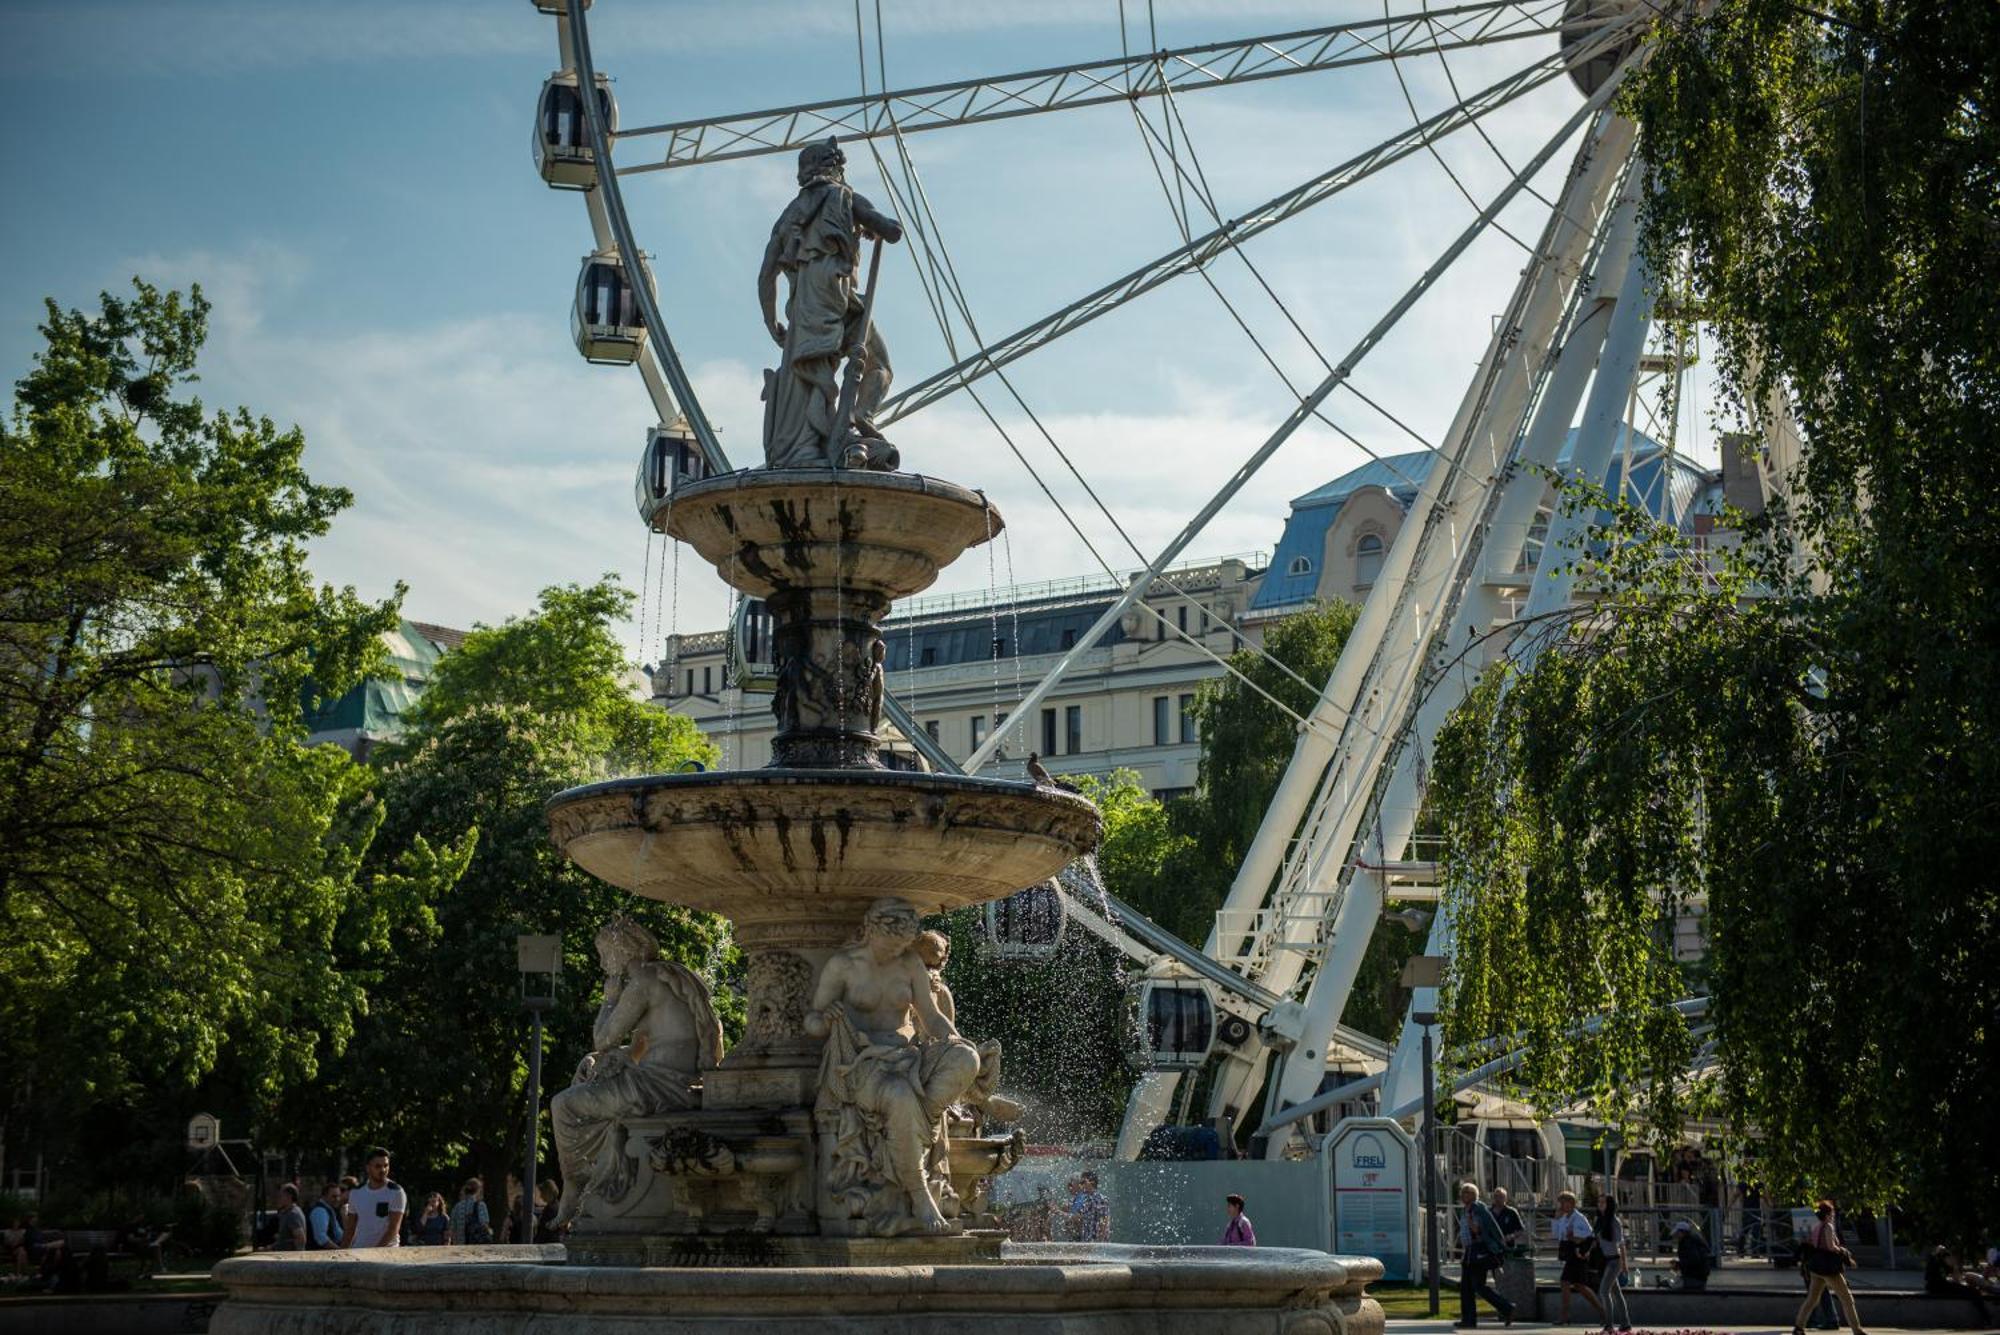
[527,0,1789,1164]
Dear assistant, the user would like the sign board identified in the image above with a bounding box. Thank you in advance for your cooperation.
[1327,1116,1420,1282]
[186,1112,221,1150]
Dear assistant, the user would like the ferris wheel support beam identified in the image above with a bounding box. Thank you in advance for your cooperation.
[1181,107,1639,1151]
[613,1,1574,173]
[555,5,963,777]
[957,47,1630,779]
[1260,160,1660,1153]
[875,37,1618,429]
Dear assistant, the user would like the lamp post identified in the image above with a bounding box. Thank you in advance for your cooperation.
[517,933,562,1243]
[1401,953,1447,1318]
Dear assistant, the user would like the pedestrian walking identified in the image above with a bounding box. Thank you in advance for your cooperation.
[1595,1195,1633,1332]
[1551,1190,1608,1324]
[1220,1194,1257,1246]
[271,1184,307,1251]
[307,1182,346,1249]
[449,1177,492,1245]
[414,1192,450,1246]
[1068,1171,1110,1242]
[343,1147,408,1249]
[1490,1187,1528,1257]
[1792,1200,1867,1335]
[1455,1182,1517,1328]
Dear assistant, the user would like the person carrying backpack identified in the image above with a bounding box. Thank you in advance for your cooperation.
[1793,1199,1868,1335]
[449,1177,492,1245]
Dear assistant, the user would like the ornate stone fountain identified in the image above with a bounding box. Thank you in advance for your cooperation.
[208,136,1384,1335]
[538,462,1100,1261]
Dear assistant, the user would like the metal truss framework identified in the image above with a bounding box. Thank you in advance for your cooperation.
[874,39,1599,427]
[613,1,1576,174]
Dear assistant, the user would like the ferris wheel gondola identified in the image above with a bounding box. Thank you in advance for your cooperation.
[982,881,1067,959]
[634,419,705,525]
[536,72,616,190]
[530,0,588,13]
[1136,976,1218,1071]
[572,247,648,365]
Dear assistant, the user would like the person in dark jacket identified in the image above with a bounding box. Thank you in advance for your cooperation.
[1456,1182,1516,1328]
[1671,1219,1713,1290]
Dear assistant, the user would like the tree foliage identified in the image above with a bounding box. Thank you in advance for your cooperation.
[1431,0,1998,1244]
[0,282,451,1164]
[1164,600,1420,1038]
[283,579,728,1189]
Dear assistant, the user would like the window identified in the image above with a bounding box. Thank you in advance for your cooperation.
[685,668,694,697]
[1179,693,1197,743]
[1288,555,1314,576]
[1041,708,1058,756]
[1065,705,1083,756]
[1060,628,1077,650]
[970,714,987,748]
[703,665,713,695]
[1199,604,1210,633]
[1152,696,1170,746]
[992,635,1006,659]
[1177,605,1188,634]
[1355,533,1385,587]
[920,645,938,666]
[924,720,940,744]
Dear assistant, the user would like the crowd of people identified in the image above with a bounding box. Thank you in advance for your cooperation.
[263,1147,561,1251]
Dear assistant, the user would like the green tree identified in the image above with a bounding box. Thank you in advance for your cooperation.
[288,578,727,1204]
[0,282,448,1173]
[1077,769,1193,936]
[1166,600,1419,1038]
[1431,0,2000,1241]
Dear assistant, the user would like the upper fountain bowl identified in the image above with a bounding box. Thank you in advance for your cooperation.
[547,770,1101,949]
[659,468,1001,602]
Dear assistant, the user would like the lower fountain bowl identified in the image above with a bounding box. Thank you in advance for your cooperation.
[208,1242,1386,1335]
[546,770,1102,938]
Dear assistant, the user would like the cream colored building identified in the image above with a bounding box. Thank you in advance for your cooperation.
[655,434,1725,794]
[656,556,1262,797]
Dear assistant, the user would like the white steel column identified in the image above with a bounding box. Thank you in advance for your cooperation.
[1198,110,1637,1135]
[1376,160,1659,1119]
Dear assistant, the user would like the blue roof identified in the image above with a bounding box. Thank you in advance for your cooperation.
[1250,430,1712,611]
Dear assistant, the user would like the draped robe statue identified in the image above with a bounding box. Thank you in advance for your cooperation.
[552,918,722,1229]
[758,137,904,469]
[807,898,980,1235]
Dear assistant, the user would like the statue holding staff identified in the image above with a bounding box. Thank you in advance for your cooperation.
[758,137,904,470]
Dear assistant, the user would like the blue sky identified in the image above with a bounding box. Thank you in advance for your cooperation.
[0,0,1710,657]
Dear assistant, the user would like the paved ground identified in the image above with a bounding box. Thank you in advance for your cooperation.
[1389,1323,1987,1335]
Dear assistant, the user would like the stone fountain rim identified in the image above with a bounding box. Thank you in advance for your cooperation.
[660,466,1003,536]
[210,1241,1385,1298]
[545,768,1102,822]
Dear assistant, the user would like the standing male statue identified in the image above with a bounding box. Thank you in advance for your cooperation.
[808,898,980,1235]
[758,137,904,470]
[551,917,723,1229]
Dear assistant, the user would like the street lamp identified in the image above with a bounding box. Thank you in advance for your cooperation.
[1401,953,1447,1318]
[517,933,562,1243]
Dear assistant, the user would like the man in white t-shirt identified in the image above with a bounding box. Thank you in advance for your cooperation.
[342,1147,407,1249]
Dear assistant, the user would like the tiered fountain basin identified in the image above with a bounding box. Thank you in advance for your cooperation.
[209,1242,1387,1335]
[546,770,1102,949]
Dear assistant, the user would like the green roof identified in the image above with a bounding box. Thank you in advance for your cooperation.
[304,620,446,741]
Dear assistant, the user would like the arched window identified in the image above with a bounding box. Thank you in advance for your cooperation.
[1355,533,1384,587]
[1287,555,1314,577]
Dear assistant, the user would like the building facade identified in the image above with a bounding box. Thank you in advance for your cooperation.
[655,430,1729,796]
[655,556,1264,798]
